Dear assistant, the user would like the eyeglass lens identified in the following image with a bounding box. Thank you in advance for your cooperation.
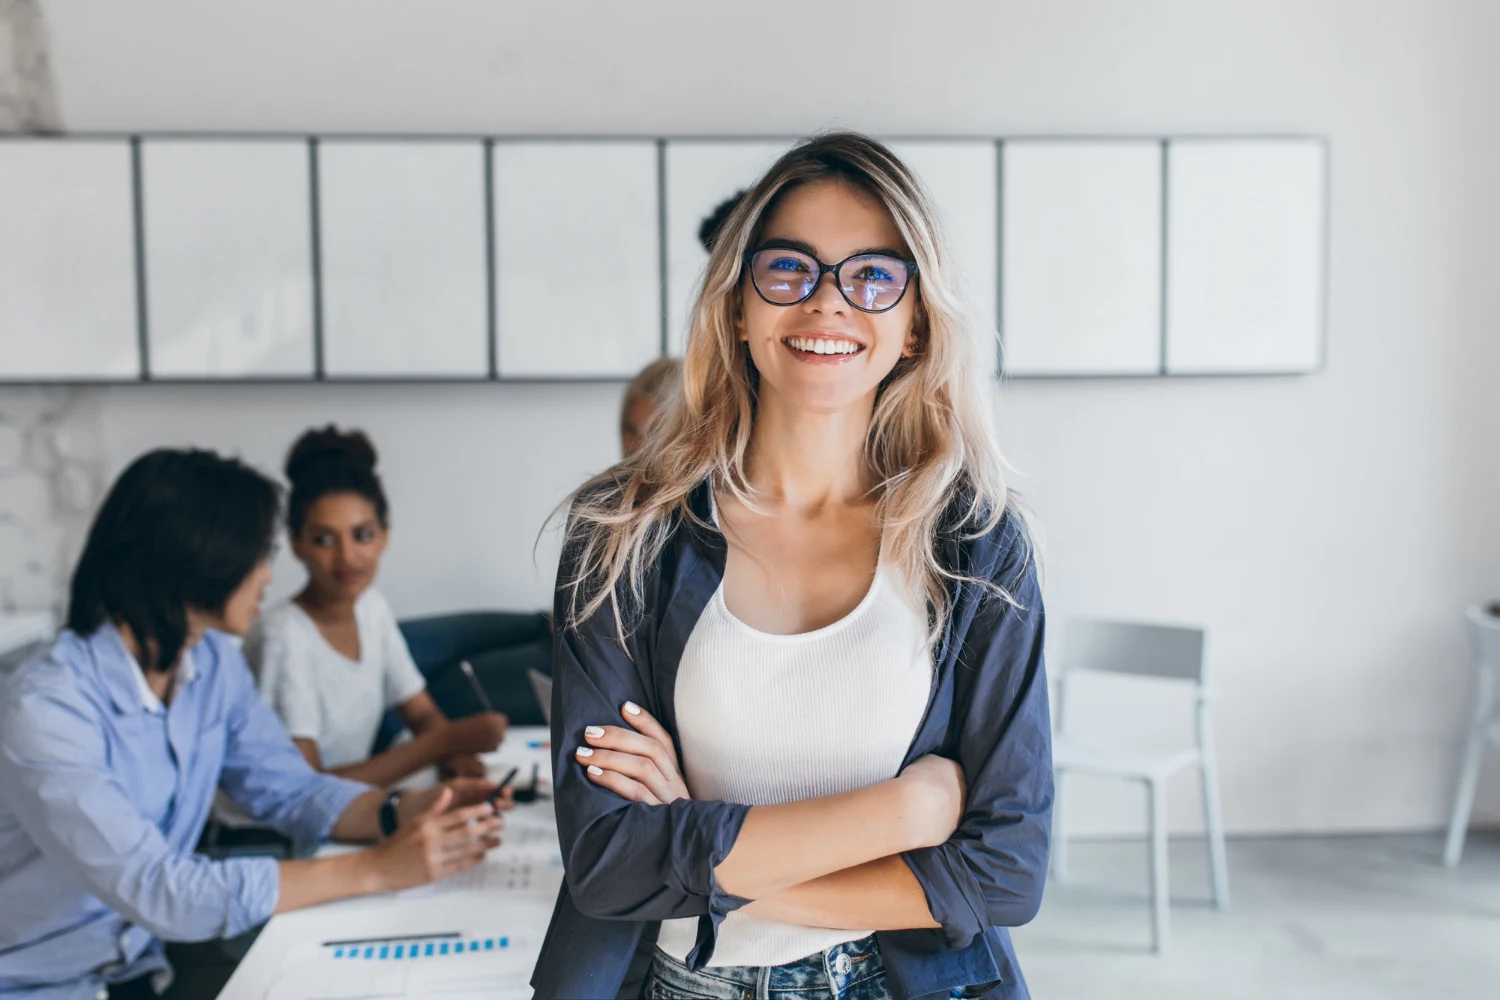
[748,248,911,312]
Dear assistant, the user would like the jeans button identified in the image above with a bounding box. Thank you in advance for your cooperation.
[834,952,852,976]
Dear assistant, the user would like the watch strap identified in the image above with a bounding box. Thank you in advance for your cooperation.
[378,789,403,838]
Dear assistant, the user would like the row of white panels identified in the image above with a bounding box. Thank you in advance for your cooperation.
[0,136,1326,382]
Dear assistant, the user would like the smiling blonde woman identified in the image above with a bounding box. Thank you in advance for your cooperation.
[536,132,1052,1000]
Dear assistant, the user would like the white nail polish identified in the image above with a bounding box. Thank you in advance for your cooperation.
[624,702,642,716]
[576,746,594,757]
[585,726,605,738]
[587,765,603,776]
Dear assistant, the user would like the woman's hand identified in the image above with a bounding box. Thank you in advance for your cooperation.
[439,753,488,779]
[366,786,504,892]
[442,712,509,755]
[576,701,690,805]
[897,754,968,849]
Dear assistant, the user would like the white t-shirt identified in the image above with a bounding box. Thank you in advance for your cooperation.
[246,588,427,769]
[656,565,932,968]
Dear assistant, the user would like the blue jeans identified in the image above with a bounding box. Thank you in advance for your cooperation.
[644,937,893,1000]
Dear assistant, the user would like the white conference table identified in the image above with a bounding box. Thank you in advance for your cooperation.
[218,727,560,1000]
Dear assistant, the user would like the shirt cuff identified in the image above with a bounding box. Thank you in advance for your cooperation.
[667,798,752,970]
[224,856,282,937]
[288,774,377,844]
[902,843,987,950]
[387,673,427,709]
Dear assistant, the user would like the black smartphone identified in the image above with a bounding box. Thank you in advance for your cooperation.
[486,766,519,809]
[512,763,543,804]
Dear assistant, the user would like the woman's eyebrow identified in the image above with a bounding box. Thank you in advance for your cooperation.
[756,236,820,256]
[307,520,379,532]
[849,245,910,259]
[756,237,911,260]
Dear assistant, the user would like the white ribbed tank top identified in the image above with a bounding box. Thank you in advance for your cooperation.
[655,555,933,968]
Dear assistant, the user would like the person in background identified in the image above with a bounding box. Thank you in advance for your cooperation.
[618,191,746,459]
[249,427,509,787]
[0,449,505,1000]
[620,357,682,459]
[699,189,746,254]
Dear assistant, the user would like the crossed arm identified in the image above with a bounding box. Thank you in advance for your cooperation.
[573,702,964,930]
[551,512,1051,944]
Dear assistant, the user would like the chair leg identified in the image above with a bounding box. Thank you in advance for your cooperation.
[1444,666,1495,868]
[1199,762,1230,910]
[1148,777,1170,954]
[1050,768,1068,880]
[1197,711,1230,909]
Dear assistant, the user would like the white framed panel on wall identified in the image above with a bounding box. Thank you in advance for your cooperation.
[1165,138,1327,374]
[141,139,315,379]
[318,140,489,378]
[1001,140,1163,376]
[664,140,791,355]
[887,140,999,351]
[493,140,660,378]
[0,139,139,380]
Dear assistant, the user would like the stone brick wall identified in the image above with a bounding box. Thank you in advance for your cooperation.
[2,1,96,615]
[0,391,104,614]
[0,0,60,132]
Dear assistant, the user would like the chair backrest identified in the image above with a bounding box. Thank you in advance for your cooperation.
[1465,604,1500,671]
[1060,618,1206,684]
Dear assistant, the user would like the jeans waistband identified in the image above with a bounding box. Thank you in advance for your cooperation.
[650,935,886,997]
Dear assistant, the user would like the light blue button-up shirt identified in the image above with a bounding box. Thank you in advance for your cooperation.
[0,625,373,1000]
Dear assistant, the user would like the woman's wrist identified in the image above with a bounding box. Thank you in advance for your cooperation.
[417,722,458,759]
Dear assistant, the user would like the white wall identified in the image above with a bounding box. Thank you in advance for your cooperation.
[29,0,1500,835]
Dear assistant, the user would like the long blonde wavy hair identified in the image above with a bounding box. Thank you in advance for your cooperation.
[562,131,1018,642]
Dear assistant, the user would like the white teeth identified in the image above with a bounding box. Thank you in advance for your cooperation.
[786,336,860,355]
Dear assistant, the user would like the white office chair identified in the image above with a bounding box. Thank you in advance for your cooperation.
[1442,604,1500,867]
[1049,618,1229,954]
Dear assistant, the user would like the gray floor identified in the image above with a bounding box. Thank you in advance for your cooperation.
[1012,831,1500,999]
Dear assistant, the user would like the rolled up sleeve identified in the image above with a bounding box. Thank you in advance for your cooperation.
[0,691,280,942]
[216,650,372,843]
[903,518,1054,950]
[550,544,750,967]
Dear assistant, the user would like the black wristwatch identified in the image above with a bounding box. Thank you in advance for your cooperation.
[378,790,404,838]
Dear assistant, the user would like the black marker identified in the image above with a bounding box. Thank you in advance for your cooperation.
[322,931,461,948]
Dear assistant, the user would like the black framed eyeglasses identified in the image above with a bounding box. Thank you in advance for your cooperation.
[743,244,918,314]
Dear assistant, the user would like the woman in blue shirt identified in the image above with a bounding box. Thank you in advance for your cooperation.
[537,132,1052,1000]
[0,449,507,1000]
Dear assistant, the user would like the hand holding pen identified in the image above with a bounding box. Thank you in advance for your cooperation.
[443,659,509,755]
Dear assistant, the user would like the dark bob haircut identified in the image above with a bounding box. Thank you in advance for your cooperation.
[67,448,280,672]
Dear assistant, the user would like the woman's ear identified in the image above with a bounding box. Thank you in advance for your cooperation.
[903,300,929,358]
